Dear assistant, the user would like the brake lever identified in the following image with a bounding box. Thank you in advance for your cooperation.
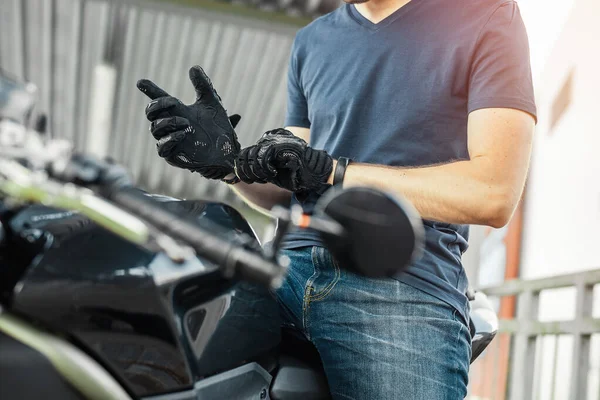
[263,205,293,262]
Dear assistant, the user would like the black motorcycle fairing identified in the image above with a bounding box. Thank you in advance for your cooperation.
[0,330,85,400]
[0,205,57,304]
[8,199,281,397]
[10,222,190,396]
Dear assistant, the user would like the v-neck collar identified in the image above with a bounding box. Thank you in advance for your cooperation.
[347,1,418,31]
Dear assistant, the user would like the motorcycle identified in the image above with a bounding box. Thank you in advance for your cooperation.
[0,72,498,400]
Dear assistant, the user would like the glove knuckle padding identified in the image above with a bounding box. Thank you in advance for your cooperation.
[156,131,186,158]
[151,116,190,139]
[145,97,181,121]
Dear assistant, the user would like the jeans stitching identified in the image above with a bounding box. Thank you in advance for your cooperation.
[302,247,320,339]
[308,248,339,299]
[309,255,341,301]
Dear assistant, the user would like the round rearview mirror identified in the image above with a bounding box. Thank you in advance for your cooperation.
[314,187,424,278]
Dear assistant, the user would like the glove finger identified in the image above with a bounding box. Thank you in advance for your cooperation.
[156,131,186,158]
[145,97,180,121]
[237,147,268,183]
[189,65,218,102]
[237,149,257,183]
[150,116,191,139]
[304,147,320,170]
[253,145,276,177]
[243,147,264,182]
[249,146,274,182]
[228,114,241,129]
[137,79,170,100]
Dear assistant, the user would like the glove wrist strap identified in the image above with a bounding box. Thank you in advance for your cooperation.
[222,165,240,184]
[333,157,352,186]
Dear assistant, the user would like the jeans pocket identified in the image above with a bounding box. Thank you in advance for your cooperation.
[306,247,340,302]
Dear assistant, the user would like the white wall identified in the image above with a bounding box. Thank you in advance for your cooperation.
[519,0,600,280]
[517,1,600,397]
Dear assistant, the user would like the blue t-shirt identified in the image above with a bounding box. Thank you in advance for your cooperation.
[282,0,536,323]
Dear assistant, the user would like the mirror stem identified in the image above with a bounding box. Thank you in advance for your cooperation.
[262,205,293,261]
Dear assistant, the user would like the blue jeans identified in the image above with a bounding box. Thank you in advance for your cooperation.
[276,246,471,400]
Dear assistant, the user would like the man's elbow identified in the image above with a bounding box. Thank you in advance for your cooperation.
[480,187,519,229]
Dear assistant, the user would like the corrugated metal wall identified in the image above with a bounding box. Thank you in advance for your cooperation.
[0,0,299,201]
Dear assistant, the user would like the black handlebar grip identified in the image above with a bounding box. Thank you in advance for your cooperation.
[107,187,284,288]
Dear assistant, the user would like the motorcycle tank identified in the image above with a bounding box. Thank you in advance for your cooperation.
[7,198,282,397]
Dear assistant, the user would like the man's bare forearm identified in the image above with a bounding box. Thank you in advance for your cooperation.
[329,108,534,228]
[339,158,522,228]
[230,182,292,212]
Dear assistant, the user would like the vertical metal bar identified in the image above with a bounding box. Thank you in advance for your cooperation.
[50,0,69,138]
[246,34,293,141]
[262,67,288,131]
[550,335,559,400]
[570,278,594,400]
[532,335,543,400]
[6,0,26,80]
[78,1,110,152]
[68,0,85,143]
[510,290,540,400]
[19,0,28,80]
[129,10,165,187]
[120,8,158,185]
[43,0,56,131]
[113,6,143,165]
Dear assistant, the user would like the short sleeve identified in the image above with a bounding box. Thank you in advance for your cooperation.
[284,35,311,128]
[468,1,537,122]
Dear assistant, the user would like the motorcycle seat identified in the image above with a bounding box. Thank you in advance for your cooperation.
[271,328,331,400]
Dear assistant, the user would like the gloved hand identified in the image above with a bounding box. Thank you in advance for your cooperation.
[235,128,333,192]
[137,66,241,182]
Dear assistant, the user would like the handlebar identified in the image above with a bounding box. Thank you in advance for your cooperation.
[0,154,287,289]
[0,159,150,244]
[105,186,287,288]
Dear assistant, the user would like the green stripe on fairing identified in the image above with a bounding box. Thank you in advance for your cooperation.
[0,180,149,245]
[0,312,131,400]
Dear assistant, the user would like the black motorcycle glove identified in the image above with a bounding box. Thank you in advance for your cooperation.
[235,144,277,184]
[137,66,241,181]
[236,128,333,192]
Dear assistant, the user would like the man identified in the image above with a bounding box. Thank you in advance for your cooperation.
[137,0,536,397]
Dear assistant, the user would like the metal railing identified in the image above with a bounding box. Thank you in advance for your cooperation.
[476,269,600,400]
